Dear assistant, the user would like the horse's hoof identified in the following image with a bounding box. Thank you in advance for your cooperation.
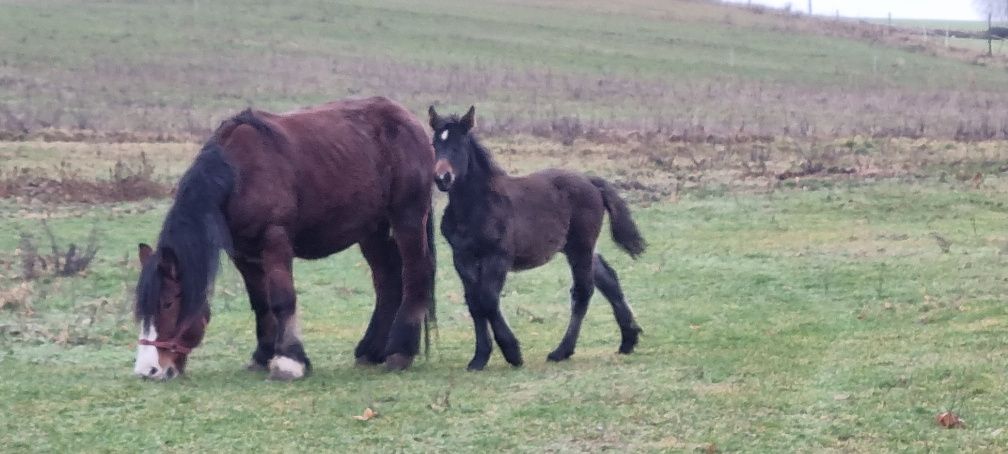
[618,342,637,355]
[355,356,382,367]
[267,356,306,381]
[384,353,414,371]
[546,350,573,362]
[466,358,488,371]
[500,347,524,367]
[245,360,268,372]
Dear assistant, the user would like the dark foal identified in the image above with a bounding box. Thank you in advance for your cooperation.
[133,97,436,380]
[429,106,646,371]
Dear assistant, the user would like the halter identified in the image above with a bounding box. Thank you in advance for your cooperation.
[138,315,208,354]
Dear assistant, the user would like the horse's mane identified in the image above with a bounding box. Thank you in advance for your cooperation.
[136,109,283,327]
[437,111,503,178]
[136,141,234,327]
[467,135,505,177]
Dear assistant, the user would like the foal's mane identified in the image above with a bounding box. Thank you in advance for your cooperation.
[466,135,505,177]
[439,112,503,178]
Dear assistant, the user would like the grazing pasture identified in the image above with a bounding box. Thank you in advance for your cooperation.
[2,0,1008,451]
[2,140,1008,451]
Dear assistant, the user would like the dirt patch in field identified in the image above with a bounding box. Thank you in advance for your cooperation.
[0,158,170,204]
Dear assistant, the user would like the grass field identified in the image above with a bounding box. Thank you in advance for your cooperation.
[2,0,1008,139]
[3,0,1008,451]
[2,141,1008,451]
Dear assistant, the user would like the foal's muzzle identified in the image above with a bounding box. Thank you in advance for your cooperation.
[435,172,454,191]
[434,159,455,192]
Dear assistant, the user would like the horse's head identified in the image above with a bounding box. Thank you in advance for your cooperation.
[133,243,209,380]
[428,105,476,192]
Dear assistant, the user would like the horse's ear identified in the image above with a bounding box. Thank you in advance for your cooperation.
[138,243,153,266]
[428,105,440,129]
[158,246,179,280]
[460,105,476,131]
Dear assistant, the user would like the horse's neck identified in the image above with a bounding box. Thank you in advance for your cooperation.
[447,148,500,216]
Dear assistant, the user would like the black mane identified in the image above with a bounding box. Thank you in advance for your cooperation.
[465,134,505,177]
[136,139,235,326]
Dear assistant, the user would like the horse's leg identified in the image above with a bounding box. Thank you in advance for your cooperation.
[261,225,310,380]
[233,257,277,371]
[478,254,523,368]
[355,225,403,365]
[460,268,493,371]
[548,245,596,361]
[384,209,436,371]
[593,254,643,354]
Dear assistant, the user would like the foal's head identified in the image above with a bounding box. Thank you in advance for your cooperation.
[428,105,476,192]
[133,243,209,380]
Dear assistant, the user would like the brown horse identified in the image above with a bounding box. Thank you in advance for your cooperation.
[133,97,436,380]
[429,106,645,371]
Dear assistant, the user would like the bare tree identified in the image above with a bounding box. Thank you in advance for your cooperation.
[975,0,1008,56]
[975,0,1008,19]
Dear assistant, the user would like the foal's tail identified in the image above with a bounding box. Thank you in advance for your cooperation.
[590,177,646,258]
[423,203,438,358]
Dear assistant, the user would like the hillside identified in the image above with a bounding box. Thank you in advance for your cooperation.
[0,0,1006,140]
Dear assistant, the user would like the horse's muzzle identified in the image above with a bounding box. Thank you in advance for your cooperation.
[435,171,454,192]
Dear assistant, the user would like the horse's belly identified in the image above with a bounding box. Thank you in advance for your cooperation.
[292,205,384,259]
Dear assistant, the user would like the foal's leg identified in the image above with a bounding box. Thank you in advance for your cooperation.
[384,209,436,371]
[593,254,643,354]
[548,246,595,362]
[233,257,277,371]
[261,225,310,380]
[481,256,523,368]
[355,226,403,365]
[462,276,492,371]
[452,250,493,371]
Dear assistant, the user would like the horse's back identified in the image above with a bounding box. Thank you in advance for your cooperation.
[499,169,604,269]
[218,98,433,259]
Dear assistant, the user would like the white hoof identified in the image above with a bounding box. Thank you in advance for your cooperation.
[267,356,305,381]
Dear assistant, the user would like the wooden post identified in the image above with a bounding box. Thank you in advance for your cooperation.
[990,12,994,57]
[807,0,812,15]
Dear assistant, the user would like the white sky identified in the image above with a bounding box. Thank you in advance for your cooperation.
[724,0,982,21]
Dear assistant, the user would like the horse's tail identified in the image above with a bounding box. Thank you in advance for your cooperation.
[423,203,438,358]
[590,177,646,258]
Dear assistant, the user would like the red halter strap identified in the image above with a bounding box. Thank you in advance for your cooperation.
[137,337,194,354]
[137,315,208,354]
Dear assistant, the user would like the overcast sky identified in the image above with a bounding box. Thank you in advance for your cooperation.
[724,0,982,21]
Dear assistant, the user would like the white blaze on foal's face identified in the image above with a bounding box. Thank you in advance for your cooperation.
[440,130,449,141]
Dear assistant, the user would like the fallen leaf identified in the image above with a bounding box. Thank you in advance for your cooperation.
[353,407,378,421]
[936,411,964,429]
[833,393,850,401]
[689,324,701,331]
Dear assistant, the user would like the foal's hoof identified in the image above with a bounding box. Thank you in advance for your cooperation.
[384,353,414,371]
[267,356,306,381]
[618,326,643,354]
[466,357,489,371]
[546,349,574,362]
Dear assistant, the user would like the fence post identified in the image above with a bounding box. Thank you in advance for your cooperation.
[989,12,994,57]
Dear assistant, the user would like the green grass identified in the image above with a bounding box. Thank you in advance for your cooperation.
[2,179,1007,451]
[2,0,1007,139]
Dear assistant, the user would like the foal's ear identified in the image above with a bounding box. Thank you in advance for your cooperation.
[460,105,476,131]
[158,246,179,280]
[138,243,154,266]
[428,105,440,130]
